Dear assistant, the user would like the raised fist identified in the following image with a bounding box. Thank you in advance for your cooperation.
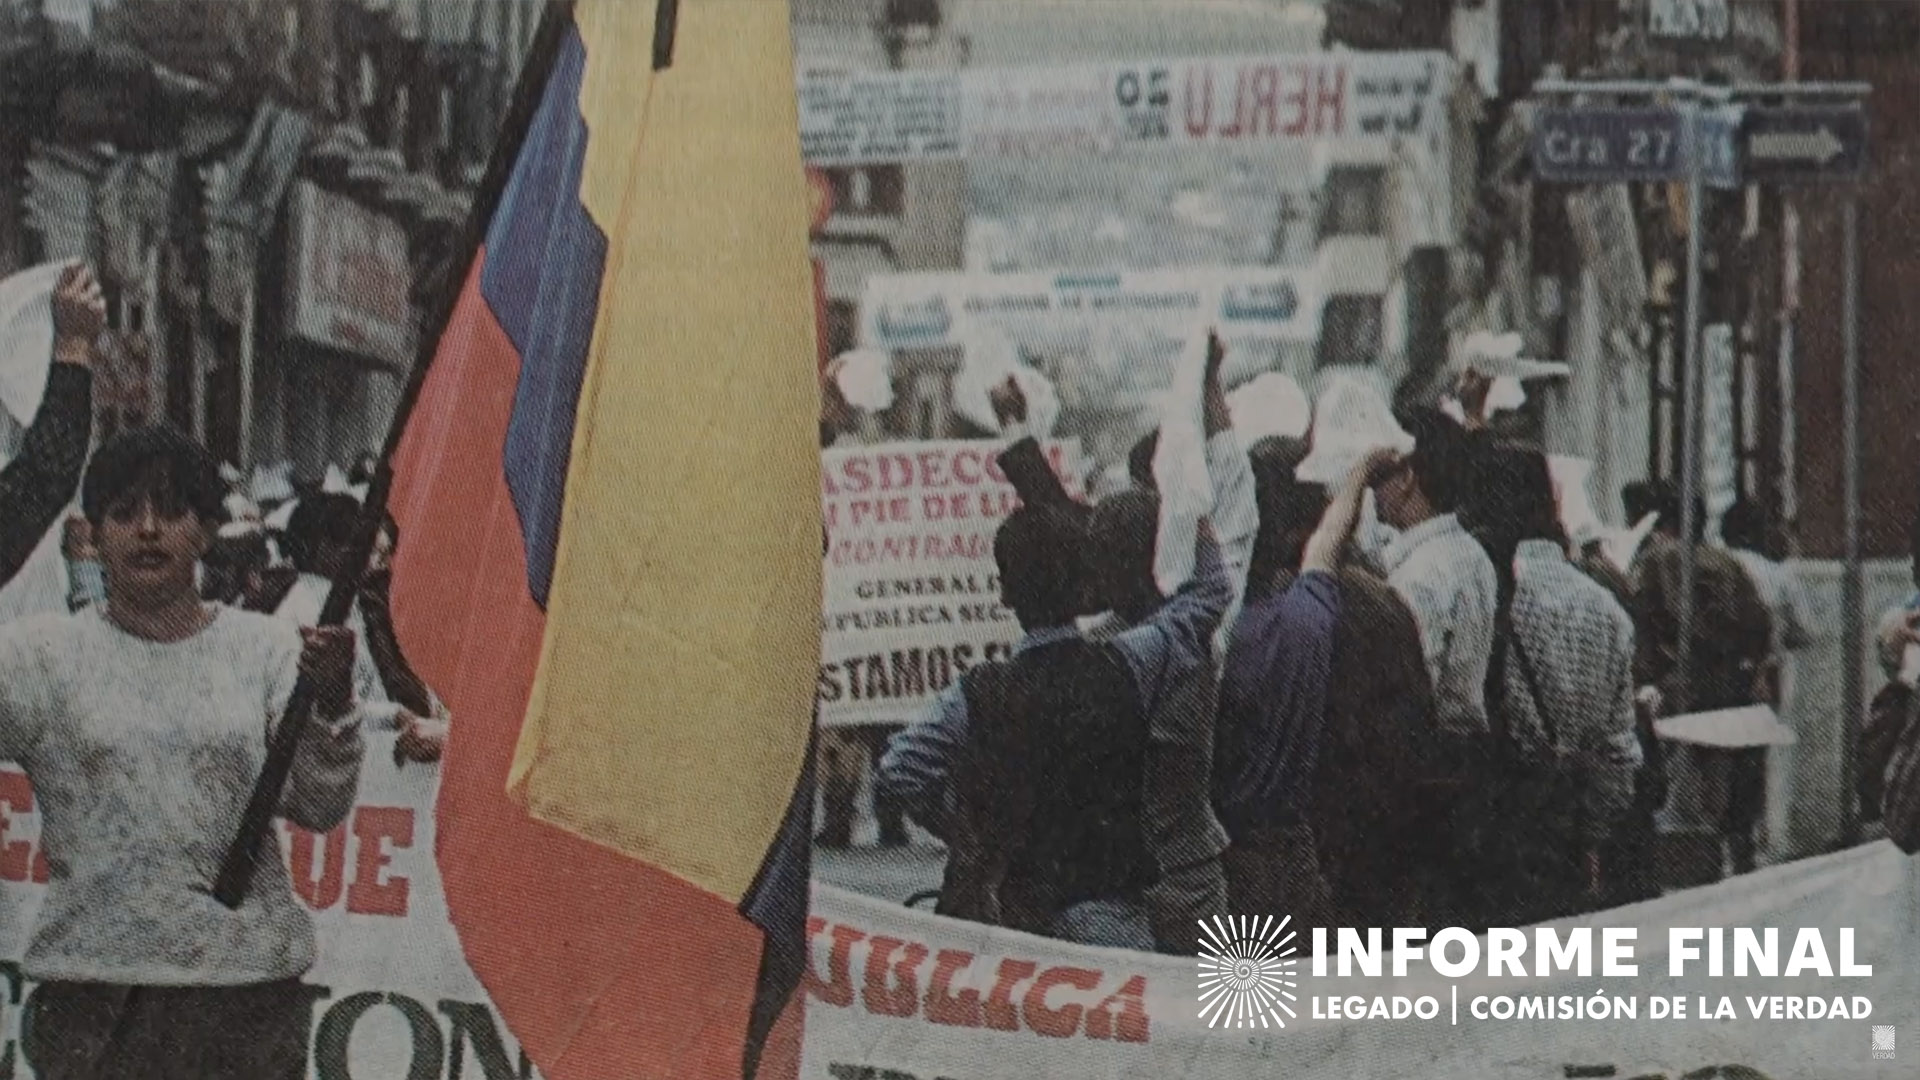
[52,263,107,350]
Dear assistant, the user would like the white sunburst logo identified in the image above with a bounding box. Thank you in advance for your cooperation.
[1196,915,1300,1029]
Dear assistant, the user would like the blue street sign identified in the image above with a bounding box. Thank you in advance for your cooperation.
[1532,107,1688,183]
[1692,106,1742,189]
[1740,105,1868,183]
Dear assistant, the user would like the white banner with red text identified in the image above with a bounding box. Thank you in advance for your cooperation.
[799,843,1920,1080]
[799,51,1452,166]
[0,735,1914,1078]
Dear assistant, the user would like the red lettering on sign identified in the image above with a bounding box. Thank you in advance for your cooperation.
[1249,65,1279,137]
[983,958,1037,1031]
[345,807,413,917]
[803,918,865,1007]
[1315,64,1347,134]
[286,824,349,910]
[1023,965,1102,1038]
[1222,68,1249,138]
[917,450,951,488]
[923,949,983,1027]
[1282,64,1312,136]
[1185,68,1214,137]
[0,770,35,882]
[861,936,929,1018]
[1086,974,1151,1043]
[797,918,1155,1043]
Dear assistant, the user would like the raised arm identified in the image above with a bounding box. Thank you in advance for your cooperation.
[1303,447,1395,575]
[1112,523,1232,716]
[1203,343,1258,629]
[0,265,100,585]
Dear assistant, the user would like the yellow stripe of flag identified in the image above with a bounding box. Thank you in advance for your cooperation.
[513,0,821,904]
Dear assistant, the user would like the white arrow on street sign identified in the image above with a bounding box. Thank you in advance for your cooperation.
[1749,126,1846,164]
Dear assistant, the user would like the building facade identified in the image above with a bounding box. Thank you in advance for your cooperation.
[0,0,541,483]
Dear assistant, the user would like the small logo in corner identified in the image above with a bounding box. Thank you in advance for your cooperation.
[1197,914,1299,1030]
[1874,1024,1895,1060]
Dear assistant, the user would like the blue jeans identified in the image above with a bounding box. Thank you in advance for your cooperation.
[1047,898,1154,951]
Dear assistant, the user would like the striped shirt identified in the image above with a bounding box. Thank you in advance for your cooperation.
[1503,539,1645,842]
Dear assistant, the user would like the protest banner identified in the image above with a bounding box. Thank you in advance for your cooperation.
[857,267,1322,352]
[799,51,1451,166]
[0,735,1910,1079]
[799,843,1919,1080]
[818,439,1083,729]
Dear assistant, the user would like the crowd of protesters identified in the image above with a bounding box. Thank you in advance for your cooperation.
[0,262,449,1079]
[846,333,1812,953]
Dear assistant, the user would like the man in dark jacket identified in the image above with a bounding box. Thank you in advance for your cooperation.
[879,377,1241,950]
[2,264,102,588]
[979,341,1255,954]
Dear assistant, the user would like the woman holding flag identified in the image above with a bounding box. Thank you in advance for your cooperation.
[0,425,364,1079]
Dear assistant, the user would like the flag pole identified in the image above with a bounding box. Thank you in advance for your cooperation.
[213,0,579,908]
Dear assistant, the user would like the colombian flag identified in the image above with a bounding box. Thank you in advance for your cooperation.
[385,2,821,1077]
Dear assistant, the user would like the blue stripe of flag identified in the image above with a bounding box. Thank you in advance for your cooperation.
[480,24,608,610]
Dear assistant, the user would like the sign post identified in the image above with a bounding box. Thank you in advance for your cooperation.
[1530,80,1870,756]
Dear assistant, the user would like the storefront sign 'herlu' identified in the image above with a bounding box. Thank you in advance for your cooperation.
[284,180,416,369]
[799,51,1451,166]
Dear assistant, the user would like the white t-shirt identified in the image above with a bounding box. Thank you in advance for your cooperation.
[0,607,364,985]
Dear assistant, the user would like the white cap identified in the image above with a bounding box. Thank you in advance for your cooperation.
[1227,372,1311,444]
[831,348,895,412]
[1294,369,1413,485]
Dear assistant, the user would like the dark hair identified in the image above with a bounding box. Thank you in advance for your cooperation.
[1621,480,1659,523]
[1089,489,1161,619]
[1644,481,1706,542]
[994,504,1087,630]
[1248,437,1327,594]
[1466,440,1564,729]
[1396,406,1471,513]
[1247,435,1310,477]
[1722,500,1767,552]
[1464,441,1564,549]
[284,493,365,574]
[201,531,270,603]
[1128,430,1159,491]
[82,425,224,526]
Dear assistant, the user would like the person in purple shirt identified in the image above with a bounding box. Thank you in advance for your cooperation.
[1215,448,1395,927]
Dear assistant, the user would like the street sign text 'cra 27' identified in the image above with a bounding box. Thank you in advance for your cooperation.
[1531,107,1687,183]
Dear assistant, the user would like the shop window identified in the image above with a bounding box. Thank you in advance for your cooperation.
[826,165,904,218]
[1320,166,1387,240]
[1315,295,1384,370]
